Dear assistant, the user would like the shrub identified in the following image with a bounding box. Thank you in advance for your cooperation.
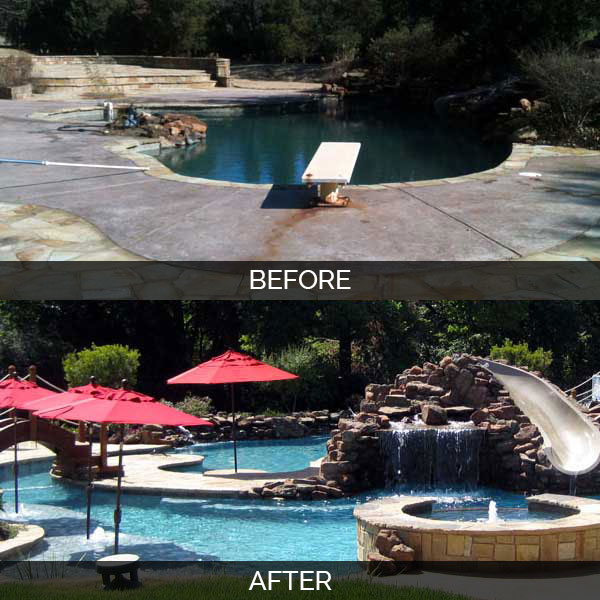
[258,344,338,413]
[490,339,553,374]
[63,343,140,388]
[366,22,460,86]
[0,55,32,87]
[521,47,600,148]
[322,28,362,63]
[162,395,214,417]
[0,521,17,541]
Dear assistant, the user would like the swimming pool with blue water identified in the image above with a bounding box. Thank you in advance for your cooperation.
[0,436,571,561]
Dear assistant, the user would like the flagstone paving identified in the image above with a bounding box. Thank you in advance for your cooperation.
[85,453,321,498]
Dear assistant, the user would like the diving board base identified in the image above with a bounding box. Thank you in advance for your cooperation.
[311,182,350,207]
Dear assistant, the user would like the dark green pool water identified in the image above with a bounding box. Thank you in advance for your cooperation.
[155,100,511,185]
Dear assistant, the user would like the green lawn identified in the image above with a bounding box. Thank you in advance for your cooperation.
[1,576,473,600]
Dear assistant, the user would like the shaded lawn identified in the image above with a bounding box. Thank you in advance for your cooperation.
[1,576,474,600]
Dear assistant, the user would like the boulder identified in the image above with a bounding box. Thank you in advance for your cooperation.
[388,544,415,562]
[445,406,474,421]
[366,553,399,576]
[406,382,444,399]
[378,406,413,420]
[489,405,516,420]
[514,425,538,442]
[454,369,474,397]
[384,394,410,407]
[421,404,448,426]
[375,529,402,555]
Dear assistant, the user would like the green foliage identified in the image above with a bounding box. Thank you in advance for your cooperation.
[162,395,214,416]
[521,47,600,149]
[259,343,338,412]
[367,22,459,85]
[3,300,600,408]
[8,0,600,72]
[63,343,140,388]
[420,0,599,66]
[0,521,18,541]
[490,339,553,374]
[137,0,211,56]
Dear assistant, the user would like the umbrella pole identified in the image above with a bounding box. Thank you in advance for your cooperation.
[114,424,125,554]
[13,408,18,514]
[86,423,94,539]
[231,384,238,474]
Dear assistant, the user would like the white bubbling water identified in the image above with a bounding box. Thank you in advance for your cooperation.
[488,500,501,523]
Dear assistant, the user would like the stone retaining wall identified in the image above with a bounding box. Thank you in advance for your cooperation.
[30,55,231,86]
[121,410,346,447]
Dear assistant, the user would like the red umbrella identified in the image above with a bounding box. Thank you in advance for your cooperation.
[167,350,298,472]
[37,397,212,426]
[0,379,57,408]
[0,384,60,511]
[0,379,58,513]
[19,391,92,412]
[107,389,155,403]
[23,379,158,539]
[36,398,212,554]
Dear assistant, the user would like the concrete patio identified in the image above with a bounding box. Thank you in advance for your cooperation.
[1,87,600,298]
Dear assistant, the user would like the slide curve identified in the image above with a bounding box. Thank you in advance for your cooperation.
[479,360,600,476]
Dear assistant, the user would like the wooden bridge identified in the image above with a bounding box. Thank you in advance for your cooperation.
[0,416,103,478]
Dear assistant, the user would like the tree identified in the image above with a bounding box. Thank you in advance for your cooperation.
[420,0,599,66]
[63,343,141,388]
[141,0,211,56]
[490,339,553,374]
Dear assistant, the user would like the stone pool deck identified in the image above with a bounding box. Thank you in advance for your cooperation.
[0,443,322,498]
[355,495,600,562]
[77,452,322,498]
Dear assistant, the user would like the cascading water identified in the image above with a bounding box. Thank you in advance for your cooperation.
[381,423,484,490]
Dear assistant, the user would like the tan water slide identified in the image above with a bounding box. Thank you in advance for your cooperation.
[480,360,600,476]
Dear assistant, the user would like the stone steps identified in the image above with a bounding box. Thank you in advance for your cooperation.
[30,65,216,97]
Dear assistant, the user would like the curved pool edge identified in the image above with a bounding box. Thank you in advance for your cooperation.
[0,524,45,560]
[354,494,600,562]
[51,452,322,499]
[106,137,531,191]
[30,99,600,192]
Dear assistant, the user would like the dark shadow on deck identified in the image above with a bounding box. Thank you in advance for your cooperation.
[260,185,315,209]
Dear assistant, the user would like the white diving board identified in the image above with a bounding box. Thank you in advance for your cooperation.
[302,142,361,206]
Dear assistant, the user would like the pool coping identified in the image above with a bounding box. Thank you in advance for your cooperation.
[0,524,45,560]
[30,98,559,191]
[354,494,600,562]
[354,495,600,534]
